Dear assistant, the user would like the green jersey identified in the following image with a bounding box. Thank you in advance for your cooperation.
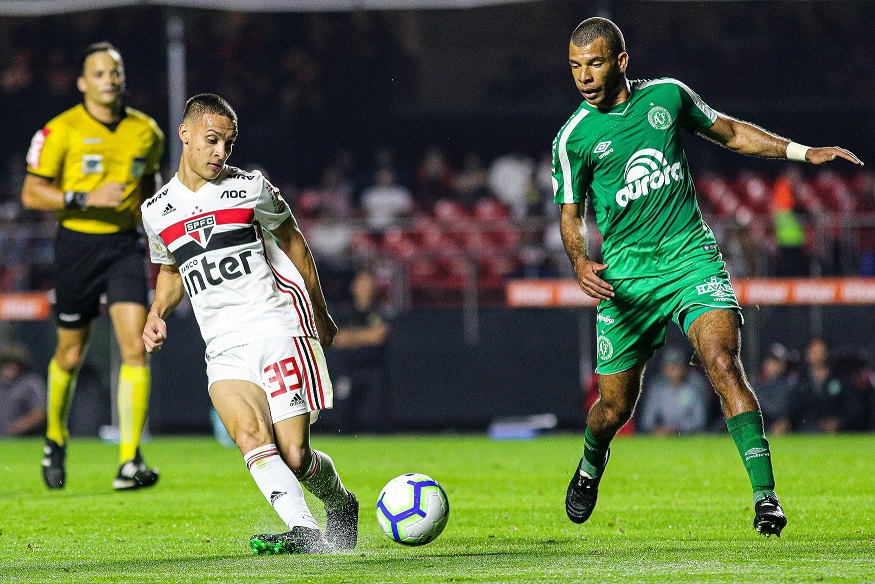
[552,78,720,279]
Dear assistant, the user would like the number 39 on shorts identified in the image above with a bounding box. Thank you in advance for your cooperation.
[263,356,303,398]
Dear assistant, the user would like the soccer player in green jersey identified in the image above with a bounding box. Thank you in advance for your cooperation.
[554,17,862,536]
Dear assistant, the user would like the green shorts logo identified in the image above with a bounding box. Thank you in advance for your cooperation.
[597,336,614,360]
[648,106,673,130]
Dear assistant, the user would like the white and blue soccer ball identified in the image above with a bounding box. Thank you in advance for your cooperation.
[376,473,449,545]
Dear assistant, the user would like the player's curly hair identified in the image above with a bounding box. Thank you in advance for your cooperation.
[183,93,238,125]
[571,17,625,57]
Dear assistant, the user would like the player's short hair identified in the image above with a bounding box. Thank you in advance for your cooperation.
[570,17,626,57]
[183,93,238,126]
[79,41,123,74]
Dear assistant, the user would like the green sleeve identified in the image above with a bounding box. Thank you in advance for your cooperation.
[674,79,718,133]
[552,127,591,205]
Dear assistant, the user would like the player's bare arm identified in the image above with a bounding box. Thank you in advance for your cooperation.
[560,202,613,300]
[143,263,184,353]
[21,174,125,211]
[270,216,338,347]
[699,114,863,166]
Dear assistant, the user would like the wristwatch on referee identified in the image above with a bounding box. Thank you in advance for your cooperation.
[64,190,88,209]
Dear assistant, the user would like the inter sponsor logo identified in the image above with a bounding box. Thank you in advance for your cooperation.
[615,149,682,207]
[181,249,254,297]
[185,215,216,247]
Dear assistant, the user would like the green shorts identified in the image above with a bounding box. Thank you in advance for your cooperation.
[594,260,742,374]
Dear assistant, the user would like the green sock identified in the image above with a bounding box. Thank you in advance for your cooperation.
[580,427,610,477]
[726,410,776,503]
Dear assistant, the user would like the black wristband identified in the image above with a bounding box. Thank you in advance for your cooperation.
[63,190,87,210]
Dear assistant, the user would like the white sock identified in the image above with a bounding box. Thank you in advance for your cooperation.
[300,450,350,510]
[244,444,317,530]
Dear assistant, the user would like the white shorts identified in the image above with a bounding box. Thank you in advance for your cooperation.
[206,336,334,424]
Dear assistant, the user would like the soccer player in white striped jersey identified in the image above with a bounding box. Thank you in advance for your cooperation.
[555,17,862,537]
[142,94,357,554]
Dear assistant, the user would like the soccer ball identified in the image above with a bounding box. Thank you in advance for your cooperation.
[376,473,449,545]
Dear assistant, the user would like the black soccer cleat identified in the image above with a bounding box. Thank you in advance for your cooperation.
[250,525,326,555]
[566,450,609,524]
[113,448,159,491]
[41,439,66,489]
[753,494,787,537]
[325,491,359,551]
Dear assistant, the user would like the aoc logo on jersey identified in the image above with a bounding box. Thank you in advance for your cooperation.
[185,215,216,247]
[615,149,682,207]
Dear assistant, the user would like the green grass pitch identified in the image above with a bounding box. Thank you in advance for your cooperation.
[1,434,873,583]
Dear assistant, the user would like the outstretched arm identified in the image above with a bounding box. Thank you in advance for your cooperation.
[270,216,338,347]
[143,263,185,353]
[698,114,863,166]
[560,202,614,300]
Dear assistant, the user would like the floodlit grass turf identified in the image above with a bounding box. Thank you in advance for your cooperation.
[1,434,873,583]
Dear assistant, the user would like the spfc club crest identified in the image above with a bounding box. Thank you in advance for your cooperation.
[185,215,216,247]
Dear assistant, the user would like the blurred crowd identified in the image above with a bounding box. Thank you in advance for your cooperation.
[3,137,875,308]
[634,337,875,435]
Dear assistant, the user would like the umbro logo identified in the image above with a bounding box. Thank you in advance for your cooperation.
[269,490,287,505]
[744,447,770,460]
[162,203,176,216]
[594,141,614,160]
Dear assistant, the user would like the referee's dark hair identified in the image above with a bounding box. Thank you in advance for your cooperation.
[78,41,122,73]
[183,93,238,126]
[571,17,626,57]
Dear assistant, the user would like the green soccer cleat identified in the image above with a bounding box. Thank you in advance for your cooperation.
[250,526,326,555]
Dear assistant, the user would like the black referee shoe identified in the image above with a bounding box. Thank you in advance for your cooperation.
[113,448,159,490]
[41,439,66,489]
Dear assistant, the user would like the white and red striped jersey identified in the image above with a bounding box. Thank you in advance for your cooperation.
[142,166,318,358]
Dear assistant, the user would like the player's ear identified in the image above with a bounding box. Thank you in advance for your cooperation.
[617,52,628,74]
[178,123,189,145]
[76,76,87,94]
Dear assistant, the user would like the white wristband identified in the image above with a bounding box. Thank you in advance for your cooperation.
[786,142,811,162]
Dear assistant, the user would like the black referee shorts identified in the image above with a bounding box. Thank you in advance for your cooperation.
[53,226,149,328]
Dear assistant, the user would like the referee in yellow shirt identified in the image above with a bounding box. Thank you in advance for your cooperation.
[21,42,163,490]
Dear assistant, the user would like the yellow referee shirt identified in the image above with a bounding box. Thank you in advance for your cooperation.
[26,104,164,234]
